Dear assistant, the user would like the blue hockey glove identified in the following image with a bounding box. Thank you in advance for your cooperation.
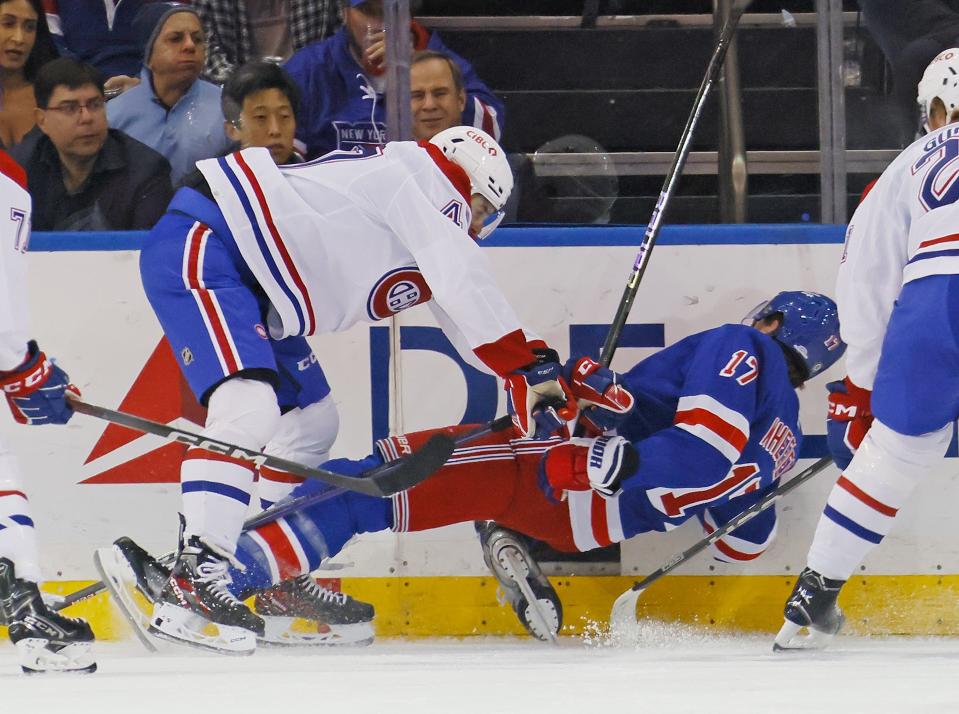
[0,341,79,425]
[505,348,576,439]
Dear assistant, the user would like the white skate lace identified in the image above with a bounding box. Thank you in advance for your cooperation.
[298,575,347,605]
[195,559,241,605]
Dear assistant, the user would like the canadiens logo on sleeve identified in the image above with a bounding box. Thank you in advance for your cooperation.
[366,267,433,320]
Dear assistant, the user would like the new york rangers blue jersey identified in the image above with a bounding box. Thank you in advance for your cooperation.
[565,324,800,561]
[284,25,504,159]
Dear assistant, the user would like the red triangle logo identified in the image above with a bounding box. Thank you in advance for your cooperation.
[80,338,206,484]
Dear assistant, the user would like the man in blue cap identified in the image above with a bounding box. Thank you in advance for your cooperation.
[107,2,232,183]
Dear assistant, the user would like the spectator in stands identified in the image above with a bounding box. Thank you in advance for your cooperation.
[284,0,503,158]
[43,0,158,98]
[857,0,959,141]
[11,58,173,230]
[107,3,231,183]
[221,60,302,165]
[410,49,465,141]
[193,0,340,85]
[0,0,57,148]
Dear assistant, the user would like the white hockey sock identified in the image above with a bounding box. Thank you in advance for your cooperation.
[0,446,40,582]
[807,420,950,581]
[258,396,338,508]
[182,378,280,554]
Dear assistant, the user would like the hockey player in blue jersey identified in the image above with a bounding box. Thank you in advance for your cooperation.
[105,291,844,642]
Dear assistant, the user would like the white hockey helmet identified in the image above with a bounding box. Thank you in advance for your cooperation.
[918,48,959,133]
[429,126,513,238]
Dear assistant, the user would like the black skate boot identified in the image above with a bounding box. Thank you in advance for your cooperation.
[94,536,172,652]
[0,558,96,674]
[150,535,264,655]
[774,567,846,651]
[254,574,376,646]
[476,522,562,642]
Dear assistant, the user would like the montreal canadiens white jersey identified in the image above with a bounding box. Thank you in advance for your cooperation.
[199,142,530,375]
[839,122,959,388]
[0,150,31,371]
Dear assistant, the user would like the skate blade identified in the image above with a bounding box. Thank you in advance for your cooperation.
[16,639,97,675]
[772,619,835,651]
[149,602,257,656]
[93,546,159,653]
[258,616,374,647]
[497,545,558,644]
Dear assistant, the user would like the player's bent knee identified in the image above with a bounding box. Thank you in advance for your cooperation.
[204,377,282,448]
[267,395,340,454]
[869,419,951,469]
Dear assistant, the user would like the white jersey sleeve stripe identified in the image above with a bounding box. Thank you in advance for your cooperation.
[674,394,750,463]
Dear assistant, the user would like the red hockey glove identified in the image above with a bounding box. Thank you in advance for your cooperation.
[0,341,79,425]
[505,348,577,439]
[825,376,872,470]
[538,435,639,502]
[563,356,635,435]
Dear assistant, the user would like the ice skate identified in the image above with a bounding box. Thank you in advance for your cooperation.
[150,535,264,655]
[254,574,375,646]
[774,567,846,651]
[0,558,96,674]
[476,522,562,643]
[94,537,172,652]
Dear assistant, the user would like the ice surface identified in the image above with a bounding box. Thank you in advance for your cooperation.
[2,629,958,714]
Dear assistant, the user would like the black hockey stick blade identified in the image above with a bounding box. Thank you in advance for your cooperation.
[69,399,453,497]
[609,455,832,633]
[361,433,455,496]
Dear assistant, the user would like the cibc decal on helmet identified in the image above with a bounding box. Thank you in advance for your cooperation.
[746,291,846,380]
[429,126,514,239]
[918,48,959,133]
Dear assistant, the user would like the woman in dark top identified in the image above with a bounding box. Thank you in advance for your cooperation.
[0,0,56,148]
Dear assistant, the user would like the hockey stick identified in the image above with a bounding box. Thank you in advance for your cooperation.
[68,398,453,498]
[608,455,833,634]
[55,413,514,613]
[599,0,752,367]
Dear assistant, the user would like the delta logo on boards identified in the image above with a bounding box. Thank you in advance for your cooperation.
[80,338,205,484]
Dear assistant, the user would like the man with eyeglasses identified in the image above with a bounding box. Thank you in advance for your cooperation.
[10,57,173,231]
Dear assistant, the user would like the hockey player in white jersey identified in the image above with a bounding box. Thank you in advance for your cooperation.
[136,126,576,654]
[775,48,959,650]
[0,148,95,674]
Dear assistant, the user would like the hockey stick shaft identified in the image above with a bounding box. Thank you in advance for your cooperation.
[608,456,833,630]
[599,0,752,367]
[56,413,512,611]
[625,456,831,594]
[68,398,451,497]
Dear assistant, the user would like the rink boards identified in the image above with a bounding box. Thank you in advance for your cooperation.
[7,223,959,638]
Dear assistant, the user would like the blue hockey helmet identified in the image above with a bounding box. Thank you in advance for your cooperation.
[746,291,846,381]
